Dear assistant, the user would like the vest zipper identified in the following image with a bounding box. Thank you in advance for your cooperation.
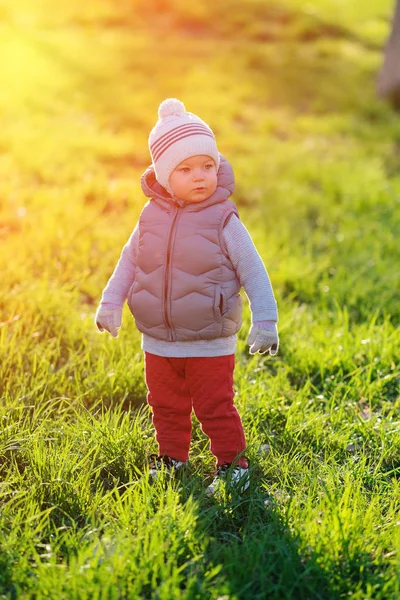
[164,207,181,341]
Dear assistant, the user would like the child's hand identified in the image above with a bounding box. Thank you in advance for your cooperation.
[247,321,279,356]
[95,304,122,338]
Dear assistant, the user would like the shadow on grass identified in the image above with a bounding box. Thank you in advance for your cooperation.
[175,461,390,600]
[0,556,17,600]
[193,485,333,599]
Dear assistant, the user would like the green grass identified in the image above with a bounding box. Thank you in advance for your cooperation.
[1,0,399,597]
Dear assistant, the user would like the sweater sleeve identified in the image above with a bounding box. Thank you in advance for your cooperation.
[100,223,139,307]
[223,215,278,322]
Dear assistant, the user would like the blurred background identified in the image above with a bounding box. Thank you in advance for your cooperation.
[1,0,399,404]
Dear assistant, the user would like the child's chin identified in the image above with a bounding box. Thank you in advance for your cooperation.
[190,192,211,202]
[190,197,209,203]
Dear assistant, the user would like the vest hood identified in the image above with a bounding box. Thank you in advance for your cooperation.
[140,154,235,210]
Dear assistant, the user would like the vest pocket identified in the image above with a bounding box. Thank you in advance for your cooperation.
[213,285,224,321]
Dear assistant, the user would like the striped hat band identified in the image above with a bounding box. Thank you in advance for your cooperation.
[151,123,215,162]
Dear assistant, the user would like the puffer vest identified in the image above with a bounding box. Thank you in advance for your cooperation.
[127,157,242,342]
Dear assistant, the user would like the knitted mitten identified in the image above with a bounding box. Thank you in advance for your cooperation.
[247,321,279,355]
[95,303,122,338]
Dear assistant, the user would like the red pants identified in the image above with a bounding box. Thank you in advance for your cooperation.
[144,353,247,468]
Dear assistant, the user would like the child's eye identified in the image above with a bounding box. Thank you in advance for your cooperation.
[180,167,190,173]
[205,164,214,170]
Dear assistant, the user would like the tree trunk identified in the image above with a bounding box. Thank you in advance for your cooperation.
[378,0,400,107]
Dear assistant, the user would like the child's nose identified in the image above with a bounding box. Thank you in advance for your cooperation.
[193,170,205,181]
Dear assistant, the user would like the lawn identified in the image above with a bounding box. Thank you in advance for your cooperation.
[0,0,399,598]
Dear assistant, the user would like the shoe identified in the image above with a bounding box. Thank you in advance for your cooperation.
[148,454,186,480]
[206,462,250,496]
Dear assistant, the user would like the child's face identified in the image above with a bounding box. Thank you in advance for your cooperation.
[168,155,218,203]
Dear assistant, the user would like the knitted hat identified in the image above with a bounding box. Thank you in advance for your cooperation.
[148,98,220,193]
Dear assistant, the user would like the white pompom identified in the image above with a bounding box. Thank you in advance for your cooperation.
[158,98,186,119]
